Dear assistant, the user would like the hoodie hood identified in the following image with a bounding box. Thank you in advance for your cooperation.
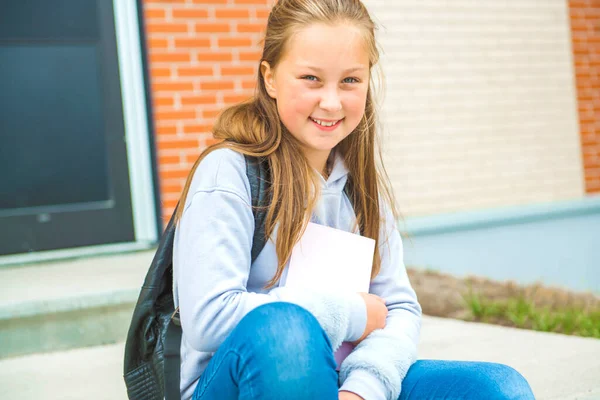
[316,149,349,194]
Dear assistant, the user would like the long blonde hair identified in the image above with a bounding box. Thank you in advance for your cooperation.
[173,0,399,289]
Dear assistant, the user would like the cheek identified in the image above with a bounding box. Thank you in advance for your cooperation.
[344,91,368,123]
[278,87,316,122]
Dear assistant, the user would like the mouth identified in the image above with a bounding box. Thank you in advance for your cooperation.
[309,117,344,129]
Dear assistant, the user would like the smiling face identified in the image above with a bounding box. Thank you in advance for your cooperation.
[261,22,370,172]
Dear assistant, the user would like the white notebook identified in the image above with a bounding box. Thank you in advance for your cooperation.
[282,222,376,369]
[284,222,375,292]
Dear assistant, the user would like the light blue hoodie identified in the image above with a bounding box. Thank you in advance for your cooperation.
[173,148,422,400]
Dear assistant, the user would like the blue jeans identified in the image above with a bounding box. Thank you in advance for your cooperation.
[192,302,535,400]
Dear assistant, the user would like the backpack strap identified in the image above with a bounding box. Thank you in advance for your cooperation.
[164,313,182,400]
[245,155,272,264]
[162,202,181,400]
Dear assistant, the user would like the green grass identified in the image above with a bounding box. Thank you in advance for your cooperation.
[461,289,600,339]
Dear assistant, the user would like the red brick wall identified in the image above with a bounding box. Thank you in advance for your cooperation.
[142,0,271,224]
[569,0,600,194]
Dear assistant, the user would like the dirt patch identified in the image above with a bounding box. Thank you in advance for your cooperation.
[407,268,600,329]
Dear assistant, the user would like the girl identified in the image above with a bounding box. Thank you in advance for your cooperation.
[172,0,536,399]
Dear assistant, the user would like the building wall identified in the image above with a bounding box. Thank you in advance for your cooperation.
[363,0,586,217]
[568,0,600,194]
[141,0,594,223]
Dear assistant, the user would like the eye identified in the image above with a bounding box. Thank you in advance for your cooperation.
[342,77,360,84]
[301,75,319,82]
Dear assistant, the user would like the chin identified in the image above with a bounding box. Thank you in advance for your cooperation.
[308,142,339,152]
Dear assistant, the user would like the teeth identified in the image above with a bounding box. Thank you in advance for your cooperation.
[311,118,339,127]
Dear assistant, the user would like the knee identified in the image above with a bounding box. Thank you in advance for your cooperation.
[230,303,338,399]
[236,302,330,355]
[478,363,535,399]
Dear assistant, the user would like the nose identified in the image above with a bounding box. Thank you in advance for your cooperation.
[319,86,342,112]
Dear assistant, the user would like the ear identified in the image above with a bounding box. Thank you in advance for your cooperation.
[260,61,277,99]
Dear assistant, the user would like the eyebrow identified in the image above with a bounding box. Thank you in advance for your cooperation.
[299,65,368,74]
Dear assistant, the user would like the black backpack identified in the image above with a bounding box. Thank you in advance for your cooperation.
[123,155,355,400]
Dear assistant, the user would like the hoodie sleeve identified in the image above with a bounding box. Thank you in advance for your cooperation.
[174,149,367,354]
[338,202,422,400]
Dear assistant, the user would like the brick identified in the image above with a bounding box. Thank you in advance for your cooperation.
[241,80,256,90]
[160,196,179,209]
[575,58,590,68]
[579,103,594,114]
[157,139,199,152]
[197,51,233,62]
[585,168,600,178]
[256,9,270,19]
[581,115,596,124]
[183,124,214,134]
[182,148,203,158]
[155,110,197,121]
[206,137,223,146]
[146,23,188,34]
[570,20,591,32]
[161,199,180,211]
[174,38,211,48]
[159,155,181,166]
[191,0,227,3]
[177,66,214,76]
[185,153,203,164]
[195,23,231,33]
[569,1,591,7]
[203,109,222,119]
[144,8,166,19]
[148,38,169,49]
[574,43,591,56]
[234,0,268,4]
[152,82,194,92]
[224,94,252,104]
[161,187,184,199]
[584,154,599,167]
[153,96,175,107]
[239,51,262,61]
[180,94,218,106]
[586,185,600,193]
[171,9,210,19]
[150,67,171,78]
[221,66,255,75]
[156,125,178,136]
[215,9,250,19]
[218,37,253,47]
[157,164,194,179]
[200,80,236,90]
[150,52,191,63]
[581,134,600,147]
[237,23,266,33]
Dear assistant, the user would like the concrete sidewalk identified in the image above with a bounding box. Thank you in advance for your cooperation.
[1,250,598,399]
[1,315,599,400]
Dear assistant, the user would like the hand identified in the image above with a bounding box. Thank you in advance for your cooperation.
[352,292,387,346]
[339,390,364,400]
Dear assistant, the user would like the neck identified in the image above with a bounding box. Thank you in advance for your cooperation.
[304,149,332,179]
